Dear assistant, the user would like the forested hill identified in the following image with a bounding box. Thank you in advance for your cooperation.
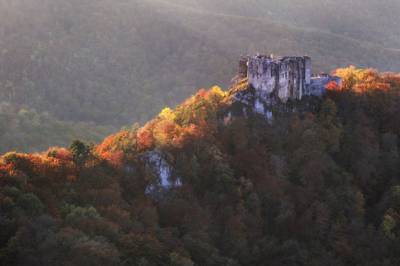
[2,0,400,152]
[160,0,400,49]
[1,67,400,265]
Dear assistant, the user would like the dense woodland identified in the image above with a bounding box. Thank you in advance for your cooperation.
[0,104,113,153]
[1,67,400,265]
[2,0,400,151]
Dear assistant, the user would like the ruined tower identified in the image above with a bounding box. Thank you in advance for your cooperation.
[239,55,312,102]
[231,54,341,120]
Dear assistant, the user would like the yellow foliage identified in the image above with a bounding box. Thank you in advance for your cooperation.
[209,86,226,97]
[159,107,176,121]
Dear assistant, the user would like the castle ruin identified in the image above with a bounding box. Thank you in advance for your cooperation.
[238,55,340,102]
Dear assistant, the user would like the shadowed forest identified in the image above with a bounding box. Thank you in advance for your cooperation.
[1,67,400,265]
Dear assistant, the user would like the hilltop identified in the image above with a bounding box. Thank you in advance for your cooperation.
[1,66,400,265]
[2,0,400,152]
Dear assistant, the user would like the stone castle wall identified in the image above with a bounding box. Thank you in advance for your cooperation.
[232,55,341,121]
[238,55,343,102]
[241,55,311,102]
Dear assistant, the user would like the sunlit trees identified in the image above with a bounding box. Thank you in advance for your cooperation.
[137,124,156,151]
[334,66,391,92]
[159,107,176,121]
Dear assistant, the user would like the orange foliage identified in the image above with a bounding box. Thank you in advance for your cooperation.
[196,88,207,98]
[180,86,225,109]
[96,129,140,166]
[134,87,225,150]
[101,151,125,168]
[180,123,204,141]
[1,151,76,186]
[334,66,391,93]
[92,86,226,159]
[152,120,205,148]
[137,125,155,151]
[153,119,178,146]
[46,147,72,161]
[97,130,130,154]
[325,81,340,91]
[97,134,120,154]
[54,148,72,161]
[0,162,14,180]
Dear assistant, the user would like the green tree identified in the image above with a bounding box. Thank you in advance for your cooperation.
[70,140,91,165]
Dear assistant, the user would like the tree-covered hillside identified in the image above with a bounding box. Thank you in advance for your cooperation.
[162,0,400,49]
[0,103,113,153]
[2,0,400,152]
[1,67,400,265]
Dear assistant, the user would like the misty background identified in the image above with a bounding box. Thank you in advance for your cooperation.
[1,0,400,152]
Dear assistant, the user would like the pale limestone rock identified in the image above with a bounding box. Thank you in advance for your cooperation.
[141,150,181,193]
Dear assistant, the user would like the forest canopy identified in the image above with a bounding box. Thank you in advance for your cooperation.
[1,67,400,265]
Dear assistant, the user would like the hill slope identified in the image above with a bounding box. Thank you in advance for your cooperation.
[160,0,400,49]
[0,103,113,153]
[1,67,400,265]
[2,0,400,152]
